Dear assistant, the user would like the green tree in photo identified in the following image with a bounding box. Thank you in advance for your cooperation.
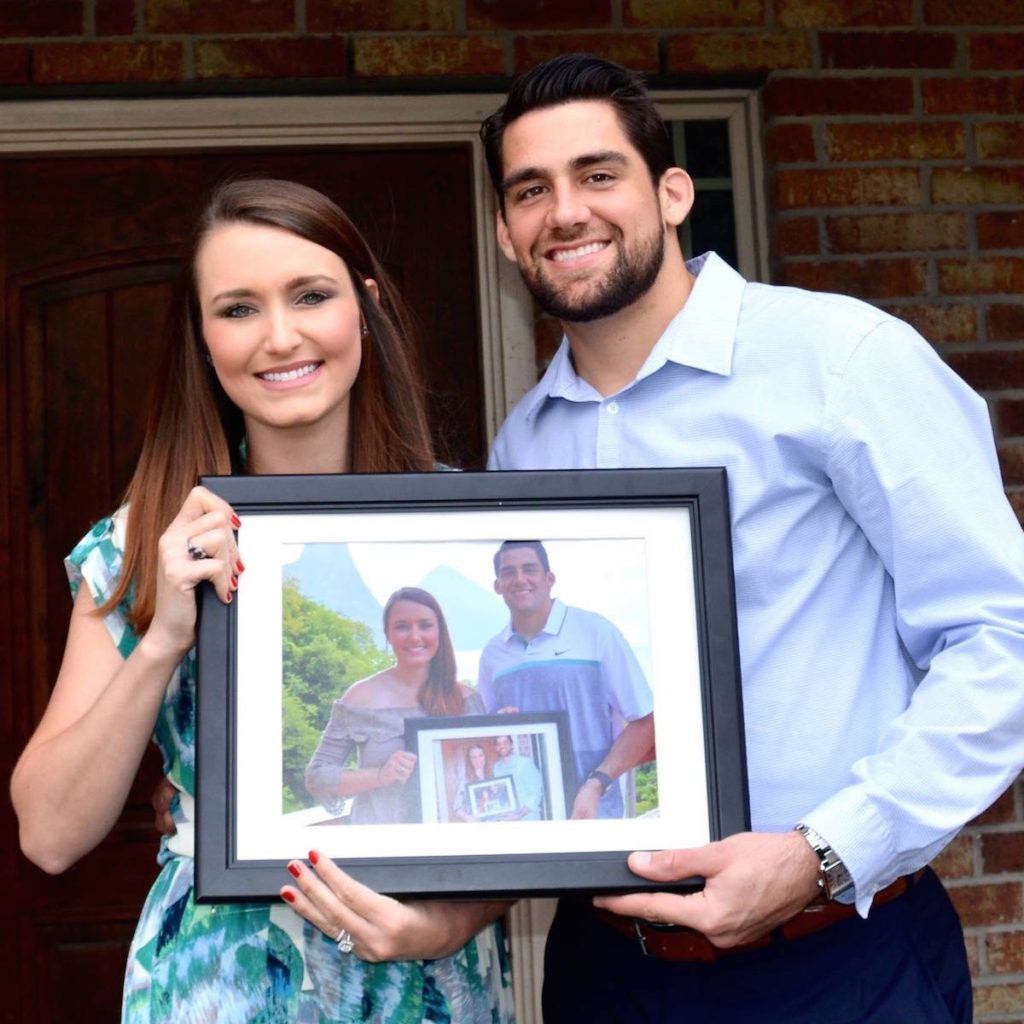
[281,578,392,812]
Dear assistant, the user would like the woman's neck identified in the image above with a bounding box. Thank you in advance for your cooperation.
[244,416,349,475]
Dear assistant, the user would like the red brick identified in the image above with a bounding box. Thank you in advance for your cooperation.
[821,31,956,69]
[989,305,1024,343]
[946,880,1024,927]
[975,983,1024,1018]
[923,77,1024,115]
[979,212,1024,251]
[971,33,1024,71]
[535,316,563,365]
[1001,444,1024,486]
[964,932,981,978]
[997,399,1024,438]
[625,0,765,29]
[766,123,816,164]
[777,0,912,28]
[1011,491,1024,525]
[883,303,977,343]
[34,40,185,84]
[354,35,505,77]
[977,123,1024,160]
[779,257,926,298]
[195,37,348,79]
[96,0,136,35]
[989,931,1024,974]
[933,168,1024,205]
[774,167,920,209]
[945,350,1024,391]
[982,831,1024,874]
[827,212,967,253]
[469,0,610,30]
[0,0,82,37]
[971,785,1020,826]
[765,76,912,117]
[932,831,976,880]
[513,33,659,73]
[0,43,29,83]
[939,257,1024,295]
[145,0,294,34]
[925,0,1024,26]
[825,122,965,162]
[310,0,454,31]
[775,216,820,256]
[668,31,811,73]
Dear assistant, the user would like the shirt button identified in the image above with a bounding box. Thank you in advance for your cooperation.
[606,401,620,415]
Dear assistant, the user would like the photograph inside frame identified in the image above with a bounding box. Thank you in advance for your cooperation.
[229,503,716,881]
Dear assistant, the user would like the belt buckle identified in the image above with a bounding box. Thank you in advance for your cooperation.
[632,918,650,956]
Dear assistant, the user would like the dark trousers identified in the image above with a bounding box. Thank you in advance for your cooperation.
[542,869,971,1023]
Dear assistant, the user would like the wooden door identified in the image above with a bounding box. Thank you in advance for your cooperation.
[1,148,484,1023]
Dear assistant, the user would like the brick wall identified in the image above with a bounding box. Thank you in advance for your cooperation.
[3,1,1022,1017]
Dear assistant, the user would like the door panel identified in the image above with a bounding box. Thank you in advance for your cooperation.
[2,147,483,1022]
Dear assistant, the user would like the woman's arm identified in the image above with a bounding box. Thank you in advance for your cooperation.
[10,488,239,873]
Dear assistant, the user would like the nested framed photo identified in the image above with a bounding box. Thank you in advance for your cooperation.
[195,469,748,902]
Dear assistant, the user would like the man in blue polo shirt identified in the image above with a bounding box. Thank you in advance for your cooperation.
[478,540,655,820]
[492,734,544,820]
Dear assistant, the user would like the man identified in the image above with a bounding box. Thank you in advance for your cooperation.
[480,54,1024,1021]
[492,734,544,820]
[478,539,655,820]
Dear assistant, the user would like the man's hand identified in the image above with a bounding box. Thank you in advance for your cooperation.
[152,776,178,837]
[569,777,602,819]
[593,831,824,947]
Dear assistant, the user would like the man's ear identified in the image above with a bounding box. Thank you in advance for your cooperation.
[364,277,380,302]
[494,578,502,595]
[659,167,694,228]
[496,209,517,263]
[546,572,556,590]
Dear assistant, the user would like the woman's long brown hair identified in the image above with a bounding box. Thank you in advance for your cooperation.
[381,587,465,717]
[103,179,436,632]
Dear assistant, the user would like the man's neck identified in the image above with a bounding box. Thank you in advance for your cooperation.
[512,599,555,642]
[563,249,695,398]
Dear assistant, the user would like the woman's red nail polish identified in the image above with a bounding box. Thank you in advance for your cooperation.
[236,558,246,573]
[309,850,320,866]
[231,575,239,588]
[287,863,301,878]
[281,890,296,903]
[231,515,242,529]
[225,592,233,604]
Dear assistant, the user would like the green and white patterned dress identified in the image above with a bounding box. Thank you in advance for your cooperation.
[67,512,515,1024]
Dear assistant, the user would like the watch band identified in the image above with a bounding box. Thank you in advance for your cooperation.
[585,769,613,794]
[795,823,854,901]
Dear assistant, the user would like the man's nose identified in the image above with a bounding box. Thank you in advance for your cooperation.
[545,182,589,232]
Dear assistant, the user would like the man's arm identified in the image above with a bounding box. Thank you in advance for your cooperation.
[571,712,654,819]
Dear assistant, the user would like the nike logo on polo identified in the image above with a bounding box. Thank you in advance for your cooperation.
[554,649,570,656]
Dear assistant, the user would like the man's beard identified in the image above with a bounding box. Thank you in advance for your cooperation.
[519,226,666,323]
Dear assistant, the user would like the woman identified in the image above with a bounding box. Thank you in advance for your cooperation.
[452,744,492,822]
[10,179,512,1023]
[305,586,484,825]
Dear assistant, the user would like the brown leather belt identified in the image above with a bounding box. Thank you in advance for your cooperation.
[594,870,926,963]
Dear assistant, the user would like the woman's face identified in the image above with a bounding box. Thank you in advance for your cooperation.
[468,746,487,777]
[196,221,372,444]
[385,599,440,669]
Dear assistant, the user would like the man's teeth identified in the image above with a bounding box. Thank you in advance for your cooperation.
[261,363,318,382]
[553,242,606,263]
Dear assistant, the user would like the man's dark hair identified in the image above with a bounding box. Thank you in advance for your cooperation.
[493,540,551,576]
[480,53,674,214]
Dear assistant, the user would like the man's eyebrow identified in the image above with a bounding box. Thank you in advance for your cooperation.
[500,150,630,195]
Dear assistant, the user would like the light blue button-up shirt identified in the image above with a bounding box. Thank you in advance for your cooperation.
[489,251,1024,913]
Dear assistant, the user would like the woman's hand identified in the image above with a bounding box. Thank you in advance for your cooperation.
[144,486,242,660]
[377,750,417,788]
[281,850,510,961]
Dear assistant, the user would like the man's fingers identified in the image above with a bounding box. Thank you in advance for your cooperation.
[626,845,719,882]
[594,889,709,929]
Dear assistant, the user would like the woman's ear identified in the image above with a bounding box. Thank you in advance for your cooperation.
[364,278,380,302]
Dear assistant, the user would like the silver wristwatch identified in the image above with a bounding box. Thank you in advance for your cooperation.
[795,824,854,900]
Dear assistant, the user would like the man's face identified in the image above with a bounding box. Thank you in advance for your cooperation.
[494,546,555,618]
[496,100,668,323]
[494,736,513,758]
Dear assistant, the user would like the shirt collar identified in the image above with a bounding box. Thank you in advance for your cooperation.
[502,598,567,643]
[522,252,745,422]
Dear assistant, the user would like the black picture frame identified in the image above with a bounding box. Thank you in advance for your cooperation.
[195,468,748,901]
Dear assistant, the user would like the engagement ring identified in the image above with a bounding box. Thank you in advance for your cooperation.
[336,928,354,954]
[187,538,210,561]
